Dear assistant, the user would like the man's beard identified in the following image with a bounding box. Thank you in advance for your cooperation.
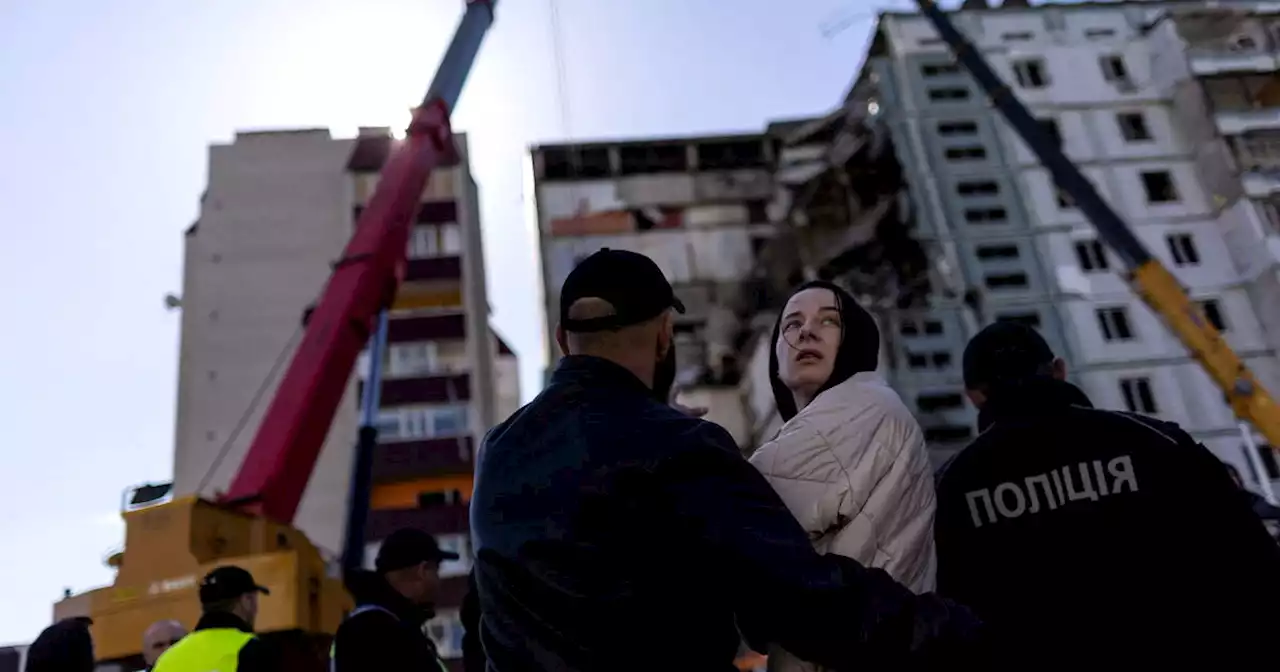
[652,341,677,403]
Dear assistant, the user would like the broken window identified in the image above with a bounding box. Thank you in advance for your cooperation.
[618,144,688,175]
[1013,59,1050,88]
[698,140,766,170]
[1140,171,1179,203]
[1199,299,1227,332]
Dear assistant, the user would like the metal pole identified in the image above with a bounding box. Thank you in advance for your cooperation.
[1240,422,1277,505]
[341,310,391,574]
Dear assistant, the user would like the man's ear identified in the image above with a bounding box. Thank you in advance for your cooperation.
[556,324,569,356]
[1051,357,1067,381]
[965,388,987,409]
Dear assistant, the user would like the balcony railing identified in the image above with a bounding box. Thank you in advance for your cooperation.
[373,436,475,481]
[365,503,470,539]
[1235,136,1280,170]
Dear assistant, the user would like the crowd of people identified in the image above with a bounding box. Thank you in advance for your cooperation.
[26,247,1280,670]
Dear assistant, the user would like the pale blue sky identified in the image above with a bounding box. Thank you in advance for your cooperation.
[0,0,894,644]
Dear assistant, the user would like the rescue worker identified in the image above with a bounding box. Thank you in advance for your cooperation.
[471,249,985,672]
[141,620,186,670]
[935,321,1280,667]
[25,617,93,672]
[151,566,276,672]
[331,528,457,672]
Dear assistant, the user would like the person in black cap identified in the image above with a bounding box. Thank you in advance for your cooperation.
[470,249,985,672]
[151,566,275,672]
[935,320,1280,667]
[331,528,459,672]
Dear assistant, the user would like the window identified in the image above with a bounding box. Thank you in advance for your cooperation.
[1257,444,1280,480]
[1038,118,1063,149]
[1085,28,1117,39]
[1074,239,1110,272]
[425,612,466,659]
[984,272,1029,289]
[388,342,439,377]
[924,319,944,335]
[373,412,403,440]
[1166,233,1200,265]
[900,318,944,336]
[933,352,952,368]
[1117,112,1152,141]
[1199,299,1228,332]
[376,405,470,442]
[1013,59,1050,88]
[964,207,1008,224]
[976,244,1020,260]
[928,87,970,102]
[922,63,962,77]
[1140,171,1179,203]
[907,353,928,369]
[1003,31,1035,42]
[1096,306,1135,341]
[1100,54,1129,82]
[917,392,965,412]
[440,223,463,254]
[431,406,469,437]
[957,180,999,196]
[408,224,462,259]
[1056,187,1075,208]
[996,311,1042,329]
[938,120,979,136]
[907,351,951,370]
[1119,377,1158,414]
[945,146,987,161]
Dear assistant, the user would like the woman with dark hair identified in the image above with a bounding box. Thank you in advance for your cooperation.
[749,281,937,672]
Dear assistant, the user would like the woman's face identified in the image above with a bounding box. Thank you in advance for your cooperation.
[775,287,843,394]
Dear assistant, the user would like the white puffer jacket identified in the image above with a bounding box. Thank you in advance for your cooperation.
[749,371,937,672]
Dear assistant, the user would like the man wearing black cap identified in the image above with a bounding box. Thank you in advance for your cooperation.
[935,320,1280,666]
[332,528,458,672]
[470,248,984,672]
[151,566,275,672]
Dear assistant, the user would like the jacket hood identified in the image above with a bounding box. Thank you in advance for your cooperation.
[977,377,1094,432]
[769,280,880,422]
[26,618,94,672]
[344,569,435,625]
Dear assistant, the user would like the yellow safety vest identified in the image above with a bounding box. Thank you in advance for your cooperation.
[152,628,256,672]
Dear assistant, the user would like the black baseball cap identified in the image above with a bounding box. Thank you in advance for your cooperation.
[559,249,685,333]
[199,566,270,605]
[375,528,459,573]
[962,321,1056,391]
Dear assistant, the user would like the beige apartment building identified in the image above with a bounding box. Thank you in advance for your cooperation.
[169,127,517,660]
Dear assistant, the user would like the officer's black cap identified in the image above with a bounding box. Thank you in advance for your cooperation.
[559,249,685,333]
[375,528,459,573]
[963,321,1056,391]
[199,565,270,605]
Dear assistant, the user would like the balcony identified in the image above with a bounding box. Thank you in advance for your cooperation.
[1206,74,1280,135]
[387,313,466,343]
[406,255,463,282]
[365,503,470,539]
[373,436,475,481]
[1177,12,1280,77]
[362,373,472,406]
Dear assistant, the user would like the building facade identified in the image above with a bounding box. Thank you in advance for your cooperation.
[172,127,517,669]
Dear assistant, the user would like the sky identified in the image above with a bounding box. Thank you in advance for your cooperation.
[0,0,901,646]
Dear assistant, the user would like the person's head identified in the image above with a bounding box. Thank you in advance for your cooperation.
[141,619,186,666]
[554,249,686,395]
[26,617,94,672]
[769,280,880,420]
[962,321,1066,409]
[198,566,270,628]
[375,528,460,613]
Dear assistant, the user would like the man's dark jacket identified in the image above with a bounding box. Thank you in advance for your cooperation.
[25,618,94,672]
[471,355,982,672]
[935,379,1280,666]
[332,570,445,672]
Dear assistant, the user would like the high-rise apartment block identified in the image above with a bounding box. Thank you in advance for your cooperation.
[171,127,517,667]
[531,1,1280,494]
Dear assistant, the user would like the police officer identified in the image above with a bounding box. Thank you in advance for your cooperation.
[935,321,1280,667]
[151,566,275,672]
[331,528,456,672]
